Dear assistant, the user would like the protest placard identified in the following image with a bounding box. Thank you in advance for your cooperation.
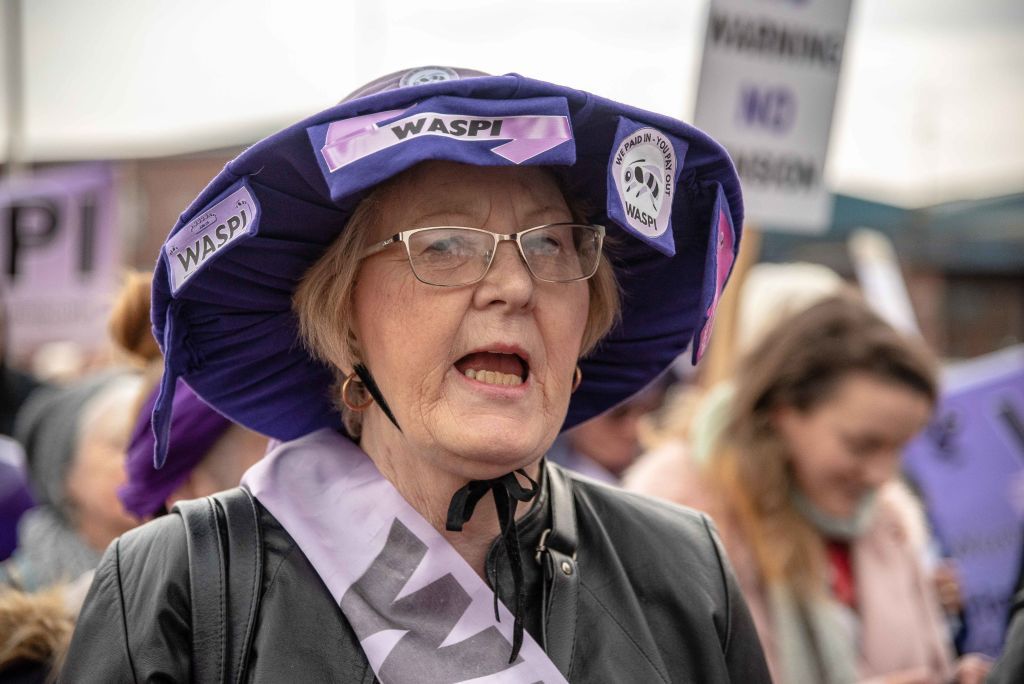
[693,0,852,232]
[904,345,1024,656]
[0,165,120,361]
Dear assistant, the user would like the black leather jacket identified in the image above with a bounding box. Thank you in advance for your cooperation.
[62,463,771,682]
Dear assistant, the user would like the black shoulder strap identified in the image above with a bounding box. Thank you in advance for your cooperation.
[538,462,580,676]
[216,487,263,683]
[174,487,263,684]
[176,495,227,683]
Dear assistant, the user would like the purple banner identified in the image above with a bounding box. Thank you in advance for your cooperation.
[903,345,1024,657]
[0,164,120,362]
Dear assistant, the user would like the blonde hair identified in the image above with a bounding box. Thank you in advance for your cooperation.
[293,166,621,436]
[707,294,938,597]
[106,269,164,436]
[107,270,161,365]
[0,586,75,682]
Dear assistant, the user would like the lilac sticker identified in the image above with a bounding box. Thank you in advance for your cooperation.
[165,185,257,294]
[321,108,573,172]
[606,118,686,256]
[695,208,736,361]
[612,128,676,237]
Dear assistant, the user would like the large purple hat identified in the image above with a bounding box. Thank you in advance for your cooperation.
[149,66,742,466]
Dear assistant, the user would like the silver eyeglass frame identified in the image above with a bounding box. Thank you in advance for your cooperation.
[361,223,606,287]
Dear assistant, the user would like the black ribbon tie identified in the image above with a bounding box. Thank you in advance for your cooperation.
[445,469,539,663]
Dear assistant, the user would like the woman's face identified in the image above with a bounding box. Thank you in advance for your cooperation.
[351,161,590,480]
[66,382,142,551]
[66,430,138,550]
[774,372,932,519]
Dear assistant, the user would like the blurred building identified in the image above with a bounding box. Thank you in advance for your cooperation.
[761,193,1024,359]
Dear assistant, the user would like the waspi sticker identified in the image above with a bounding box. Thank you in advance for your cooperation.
[320,109,572,171]
[165,186,257,293]
[612,127,677,239]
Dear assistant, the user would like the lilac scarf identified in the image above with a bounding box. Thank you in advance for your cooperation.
[242,429,566,683]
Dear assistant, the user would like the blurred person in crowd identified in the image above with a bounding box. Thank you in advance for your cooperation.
[0,271,266,683]
[28,343,89,386]
[987,530,1024,682]
[0,301,48,439]
[634,260,970,647]
[120,379,269,521]
[0,437,34,562]
[0,371,141,591]
[0,296,44,565]
[627,295,991,683]
[62,67,771,681]
[548,377,668,484]
[733,261,846,360]
[0,375,131,681]
[109,270,268,521]
[0,584,79,683]
[643,262,846,468]
[0,587,75,684]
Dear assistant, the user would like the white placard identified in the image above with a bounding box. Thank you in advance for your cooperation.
[848,227,920,336]
[693,0,853,233]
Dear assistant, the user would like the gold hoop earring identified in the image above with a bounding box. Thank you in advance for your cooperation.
[341,371,373,411]
[572,366,583,393]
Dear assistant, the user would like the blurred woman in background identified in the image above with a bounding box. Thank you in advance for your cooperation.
[0,371,141,592]
[0,370,141,682]
[109,271,268,522]
[628,295,989,683]
[0,271,267,681]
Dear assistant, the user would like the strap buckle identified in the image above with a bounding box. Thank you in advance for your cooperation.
[535,528,552,564]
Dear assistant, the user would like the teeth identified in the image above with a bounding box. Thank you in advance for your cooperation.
[462,368,523,386]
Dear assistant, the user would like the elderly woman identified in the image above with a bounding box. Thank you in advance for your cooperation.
[63,67,770,682]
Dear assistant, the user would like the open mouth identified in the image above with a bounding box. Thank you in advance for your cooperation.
[454,351,529,387]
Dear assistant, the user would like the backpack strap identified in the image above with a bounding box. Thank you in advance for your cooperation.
[538,462,580,676]
[176,495,227,683]
[216,486,263,683]
[174,486,263,684]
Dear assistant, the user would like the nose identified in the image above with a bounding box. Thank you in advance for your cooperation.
[472,240,536,311]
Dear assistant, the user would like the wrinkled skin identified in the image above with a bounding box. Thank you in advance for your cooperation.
[351,161,589,542]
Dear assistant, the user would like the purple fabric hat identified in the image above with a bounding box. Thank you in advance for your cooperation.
[119,378,232,516]
[149,66,742,467]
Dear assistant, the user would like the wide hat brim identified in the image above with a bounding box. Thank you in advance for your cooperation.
[150,70,742,467]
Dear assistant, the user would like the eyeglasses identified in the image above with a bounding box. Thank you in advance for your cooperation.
[362,223,605,287]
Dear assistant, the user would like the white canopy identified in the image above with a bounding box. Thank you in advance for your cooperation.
[2,0,1022,207]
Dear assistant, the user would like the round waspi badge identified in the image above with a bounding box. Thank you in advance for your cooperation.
[399,66,460,88]
[612,127,676,238]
